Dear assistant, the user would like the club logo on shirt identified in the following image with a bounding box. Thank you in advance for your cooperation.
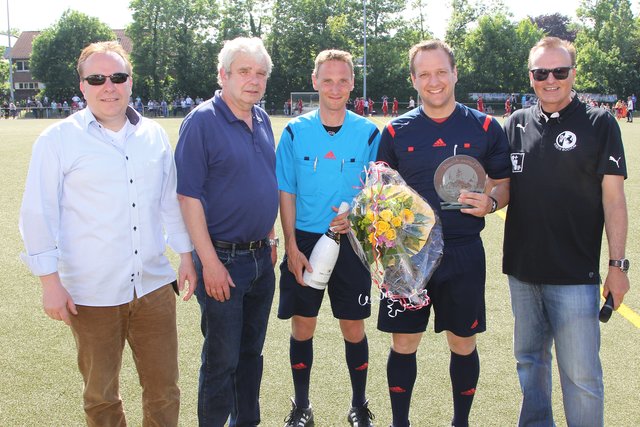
[510,153,525,173]
[554,131,577,151]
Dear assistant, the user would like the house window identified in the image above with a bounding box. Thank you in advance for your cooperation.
[16,60,30,71]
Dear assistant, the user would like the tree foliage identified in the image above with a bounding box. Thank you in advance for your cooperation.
[574,0,640,96]
[30,10,114,102]
[531,13,577,41]
[128,0,219,101]
[0,59,9,99]
[18,1,640,104]
[456,15,543,96]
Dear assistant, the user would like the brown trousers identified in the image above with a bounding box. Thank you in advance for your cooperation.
[69,284,179,427]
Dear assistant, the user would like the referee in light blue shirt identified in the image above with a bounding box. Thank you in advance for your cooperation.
[276,49,380,427]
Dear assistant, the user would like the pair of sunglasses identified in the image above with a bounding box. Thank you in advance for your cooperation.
[82,73,130,86]
[530,67,575,82]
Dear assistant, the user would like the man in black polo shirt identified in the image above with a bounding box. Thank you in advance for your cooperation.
[503,37,630,427]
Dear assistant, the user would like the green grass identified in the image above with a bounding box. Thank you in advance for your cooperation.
[0,114,638,426]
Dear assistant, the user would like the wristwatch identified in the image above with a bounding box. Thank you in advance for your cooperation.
[609,258,630,273]
[268,237,280,248]
[489,196,498,214]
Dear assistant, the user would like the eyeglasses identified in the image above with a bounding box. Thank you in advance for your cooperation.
[82,73,130,86]
[530,67,575,82]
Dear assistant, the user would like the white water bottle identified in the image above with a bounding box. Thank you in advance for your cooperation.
[303,202,350,290]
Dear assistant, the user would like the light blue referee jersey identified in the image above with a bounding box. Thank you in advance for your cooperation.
[276,109,381,233]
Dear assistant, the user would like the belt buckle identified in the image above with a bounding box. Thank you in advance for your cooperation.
[248,240,260,250]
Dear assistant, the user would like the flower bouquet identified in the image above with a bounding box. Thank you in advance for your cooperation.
[348,162,443,310]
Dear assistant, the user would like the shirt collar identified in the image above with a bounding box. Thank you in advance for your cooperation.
[80,105,141,131]
[534,90,580,123]
[212,90,263,125]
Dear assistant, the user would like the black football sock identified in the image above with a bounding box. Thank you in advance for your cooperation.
[450,348,479,427]
[345,336,369,407]
[290,336,313,408]
[387,348,416,427]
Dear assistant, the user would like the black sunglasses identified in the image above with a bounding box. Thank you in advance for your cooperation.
[530,67,575,82]
[82,73,130,86]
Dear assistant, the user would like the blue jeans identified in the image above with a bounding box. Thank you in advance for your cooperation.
[508,276,603,427]
[194,245,275,427]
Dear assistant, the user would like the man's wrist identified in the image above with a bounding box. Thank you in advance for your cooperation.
[488,196,498,213]
[268,237,279,248]
[609,258,630,273]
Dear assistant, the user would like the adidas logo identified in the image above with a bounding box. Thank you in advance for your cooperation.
[432,138,446,147]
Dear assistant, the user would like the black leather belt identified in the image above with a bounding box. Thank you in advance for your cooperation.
[212,238,268,251]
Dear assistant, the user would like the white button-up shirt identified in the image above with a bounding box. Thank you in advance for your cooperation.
[19,107,193,306]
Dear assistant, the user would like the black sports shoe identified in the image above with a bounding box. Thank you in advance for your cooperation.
[283,397,314,427]
[347,399,375,426]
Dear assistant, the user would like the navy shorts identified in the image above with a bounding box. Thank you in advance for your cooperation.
[377,238,486,337]
[278,229,372,320]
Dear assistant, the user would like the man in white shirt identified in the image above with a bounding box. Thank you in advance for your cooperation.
[19,41,196,427]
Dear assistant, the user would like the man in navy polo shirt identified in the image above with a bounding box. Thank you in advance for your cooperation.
[377,40,511,427]
[276,49,380,427]
[174,37,278,427]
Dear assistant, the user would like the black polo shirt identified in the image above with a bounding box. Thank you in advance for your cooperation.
[503,96,627,284]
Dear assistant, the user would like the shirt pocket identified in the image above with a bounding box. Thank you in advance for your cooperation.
[340,158,366,199]
[295,156,323,196]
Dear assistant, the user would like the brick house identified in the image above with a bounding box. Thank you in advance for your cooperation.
[4,29,132,102]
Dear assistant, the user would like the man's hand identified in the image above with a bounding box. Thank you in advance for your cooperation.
[286,245,312,286]
[330,205,351,234]
[603,268,630,310]
[41,274,77,326]
[459,191,493,217]
[178,252,198,301]
[202,258,235,302]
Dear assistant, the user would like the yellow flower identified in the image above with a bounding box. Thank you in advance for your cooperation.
[385,228,397,240]
[365,210,375,222]
[376,220,391,233]
[402,209,414,224]
[391,216,402,227]
[368,232,376,246]
[379,209,393,222]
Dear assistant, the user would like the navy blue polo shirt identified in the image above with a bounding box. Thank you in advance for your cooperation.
[378,103,511,241]
[175,90,278,242]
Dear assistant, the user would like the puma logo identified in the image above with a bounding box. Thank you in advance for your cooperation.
[609,156,621,167]
[516,123,528,132]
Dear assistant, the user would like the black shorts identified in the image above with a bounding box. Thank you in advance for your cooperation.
[377,238,486,337]
[278,229,372,320]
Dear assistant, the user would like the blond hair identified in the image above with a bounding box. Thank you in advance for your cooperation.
[409,40,455,76]
[77,41,132,78]
[528,37,576,69]
[313,49,354,77]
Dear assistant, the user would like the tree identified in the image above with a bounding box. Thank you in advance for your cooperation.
[30,10,114,102]
[456,14,543,97]
[531,13,577,41]
[128,0,219,101]
[0,59,9,101]
[574,0,639,96]
[358,0,422,103]
[265,0,359,106]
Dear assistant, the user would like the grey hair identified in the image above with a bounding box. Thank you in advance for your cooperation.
[217,37,273,84]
